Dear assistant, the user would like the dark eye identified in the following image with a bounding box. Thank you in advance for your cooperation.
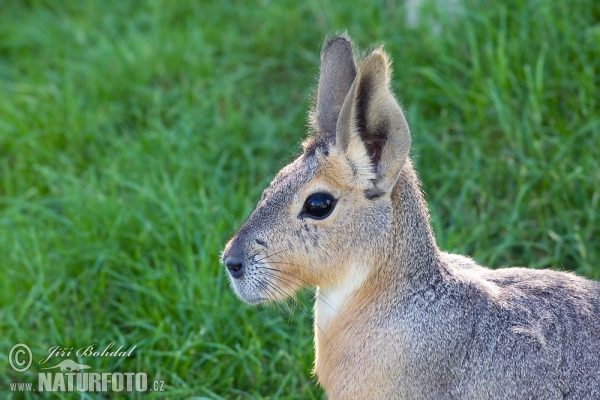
[301,193,336,219]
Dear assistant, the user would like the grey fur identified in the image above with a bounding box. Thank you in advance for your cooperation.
[316,35,356,135]
[222,35,600,399]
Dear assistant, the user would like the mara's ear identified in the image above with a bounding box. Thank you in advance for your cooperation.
[335,47,411,197]
[315,35,357,135]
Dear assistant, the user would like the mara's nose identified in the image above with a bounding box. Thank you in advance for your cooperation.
[225,257,246,279]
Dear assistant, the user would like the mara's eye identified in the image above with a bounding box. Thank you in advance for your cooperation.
[301,193,336,219]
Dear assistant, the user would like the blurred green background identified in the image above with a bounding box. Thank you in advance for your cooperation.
[1,0,598,398]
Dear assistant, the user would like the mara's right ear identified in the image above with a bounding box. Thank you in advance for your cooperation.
[315,35,357,135]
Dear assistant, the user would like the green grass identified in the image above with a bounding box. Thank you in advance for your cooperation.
[0,0,598,398]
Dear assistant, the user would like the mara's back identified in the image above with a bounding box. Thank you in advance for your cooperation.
[444,254,600,399]
[221,35,600,398]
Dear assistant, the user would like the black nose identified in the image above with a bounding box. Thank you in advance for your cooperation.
[225,257,246,279]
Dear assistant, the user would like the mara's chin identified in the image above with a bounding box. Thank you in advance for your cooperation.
[228,275,295,304]
[242,296,269,305]
[230,286,270,305]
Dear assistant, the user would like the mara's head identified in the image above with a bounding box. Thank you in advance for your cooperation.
[222,35,411,304]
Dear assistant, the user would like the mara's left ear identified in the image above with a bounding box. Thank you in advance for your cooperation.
[335,48,411,198]
[315,35,357,135]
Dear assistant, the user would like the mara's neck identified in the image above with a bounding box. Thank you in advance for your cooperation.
[314,160,443,387]
[388,158,442,284]
[314,160,443,377]
[316,158,441,313]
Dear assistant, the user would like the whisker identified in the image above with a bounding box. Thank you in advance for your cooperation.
[262,270,347,321]
[260,281,290,316]
[266,261,335,285]
[261,273,355,354]
[259,256,346,319]
[260,277,338,355]
[258,267,349,324]
[255,246,294,263]
[261,279,298,319]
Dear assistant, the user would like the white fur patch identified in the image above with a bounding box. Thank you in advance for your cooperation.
[314,263,370,330]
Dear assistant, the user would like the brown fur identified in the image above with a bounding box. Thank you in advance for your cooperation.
[222,35,600,398]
